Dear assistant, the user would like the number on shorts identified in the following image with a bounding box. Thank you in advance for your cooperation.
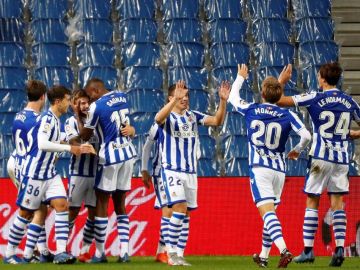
[168,176,181,187]
[27,185,40,196]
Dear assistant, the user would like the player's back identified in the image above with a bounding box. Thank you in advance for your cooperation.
[87,91,136,165]
[244,103,303,172]
[296,89,360,164]
[12,109,40,175]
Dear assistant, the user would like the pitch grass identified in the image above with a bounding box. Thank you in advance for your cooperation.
[1,256,359,269]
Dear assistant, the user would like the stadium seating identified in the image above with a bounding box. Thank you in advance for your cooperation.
[0,18,24,41]
[222,112,247,135]
[29,0,67,19]
[127,89,164,113]
[222,134,249,159]
[0,66,27,89]
[252,18,291,43]
[79,66,117,90]
[204,0,242,20]
[78,19,114,43]
[73,0,111,19]
[116,0,156,19]
[0,42,25,66]
[121,42,160,67]
[167,42,205,67]
[299,41,339,67]
[0,0,23,18]
[247,0,288,19]
[286,158,308,176]
[161,0,199,20]
[31,19,68,43]
[77,42,115,66]
[254,42,295,67]
[168,67,207,90]
[197,158,218,176]
[292,0,331,19]
[119,18,157,42]
[0,112,17,134]
[123,66,163,90]
[129,112,156,135]
[198,135,216,158]
[0,134,13,158]
[56,157,71,178]
[295,17,334,42]
[163,18,202,43]
[32,43,70,66]
[225,157,249,176]
[189,90,211,113]
[0,89,26,112]
[301,65,321,90]
[208,19,247,43]
[210,42,250,67]
[34,66,74,88]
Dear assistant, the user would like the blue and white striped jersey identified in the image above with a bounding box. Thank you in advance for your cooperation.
[84,91,136,165]
[159,110,208,174]
[293,89,360,164]
[65,116,98,177]
[12,109,41,180]
[147,123,161,177]
[234,102,305,172]
[22,109,61,180]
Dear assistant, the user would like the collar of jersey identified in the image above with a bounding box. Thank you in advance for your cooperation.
[323,88,340,92]
[171,110,188,117]
[48,108,59,120]
[262,102,278,107]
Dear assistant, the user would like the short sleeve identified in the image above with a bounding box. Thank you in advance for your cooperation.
[64,117,78,141]
[38,115,55,139]
[148,122,160,141]
[192,110,210,125]
[84,102,99,129]
[289,111,305,133]
[292,91,318,107]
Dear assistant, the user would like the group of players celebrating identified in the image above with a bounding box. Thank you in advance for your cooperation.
[3,61,359,268]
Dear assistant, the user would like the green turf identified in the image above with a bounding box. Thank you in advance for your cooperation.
[1,256,359,269]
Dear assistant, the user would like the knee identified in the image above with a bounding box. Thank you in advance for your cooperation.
[19,209,33,221]
[53,200,68,212]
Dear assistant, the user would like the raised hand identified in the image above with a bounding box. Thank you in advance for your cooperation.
[219,81,231,101]
[237,64,249,79]
[174,80,188,101]
[278,64,292,85]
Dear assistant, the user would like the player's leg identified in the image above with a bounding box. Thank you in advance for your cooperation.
[78,178,97,262]
[251,167,291,267]
[91,164,115,263]
[328,163,349,267]
[153,175,171,262]
[294,158,329,264]
[46,175,75,264]
[113,160,134,263]
[35,205,53,262]
[162,169,189,265]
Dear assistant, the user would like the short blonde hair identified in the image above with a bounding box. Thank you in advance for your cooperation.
[261,76,283,104]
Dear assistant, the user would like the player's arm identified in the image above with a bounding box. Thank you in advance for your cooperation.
[155,80,188,125]
[276,64,296,107]
[121,124,136,138]
[350,130,360,139]
[203,81,230,126]
[287,112,312,160]
[141,137,154,189]
[38,117,94,156]
[64,118,81,146]
[78,102,96,142]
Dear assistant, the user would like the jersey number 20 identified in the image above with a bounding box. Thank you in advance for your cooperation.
[250,120,282,149]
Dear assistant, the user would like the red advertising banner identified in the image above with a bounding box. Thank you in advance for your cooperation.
[0,177,359,257]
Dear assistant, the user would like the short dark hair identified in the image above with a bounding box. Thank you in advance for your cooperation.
[319,62,342,86]
[85,78,104,90]
[261,77,283,104]
[47,85,71,105]
[26,80,47,101]
[71,89,89,102]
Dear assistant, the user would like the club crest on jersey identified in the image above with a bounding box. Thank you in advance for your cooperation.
[182,124,189,131]
[43,123,51,133]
